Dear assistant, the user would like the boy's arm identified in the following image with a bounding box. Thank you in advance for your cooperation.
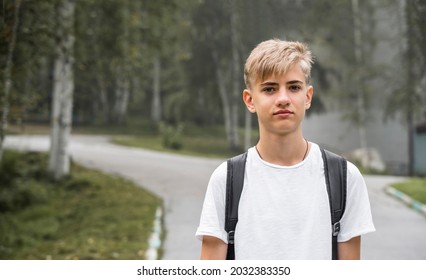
[338,236,361,260]
[200,236,228,260]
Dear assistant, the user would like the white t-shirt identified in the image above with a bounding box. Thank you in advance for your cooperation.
[196,143,375,259]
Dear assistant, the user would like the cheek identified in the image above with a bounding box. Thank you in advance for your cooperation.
[254,98,270,112]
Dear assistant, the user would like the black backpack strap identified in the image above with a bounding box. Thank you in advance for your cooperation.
[225,152,248,260]
[320,148,347,260]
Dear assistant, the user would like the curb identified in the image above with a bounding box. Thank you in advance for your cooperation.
[145,207,163,260]
[385,186,426,217]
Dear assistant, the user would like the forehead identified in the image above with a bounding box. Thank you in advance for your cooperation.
[255,64,306,85]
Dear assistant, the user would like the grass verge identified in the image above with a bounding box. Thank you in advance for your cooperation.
[391,178,426,205]
[112,134,236,159]
[108,122,253,159]
[0,150,162,260]
[9,121,254,159]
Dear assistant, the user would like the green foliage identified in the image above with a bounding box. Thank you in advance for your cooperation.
[0,151,49,212]
[385,0,426,121]
[159,122,184,150]
[0,150,162,260]
[1,0,55,123]
[111,122,250,159]
[3,0,426,153]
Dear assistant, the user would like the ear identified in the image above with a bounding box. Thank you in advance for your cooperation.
[305,85,314,110]
[243,89,256,113]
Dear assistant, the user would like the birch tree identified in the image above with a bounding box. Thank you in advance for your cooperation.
[386,0,426,175]
[191,0,241,150]
[113,64,130,124]
[351,0,368,151]
[302,0,377,151]
[0,0,22,162]
[112,0,131,124]
[48,0,76,180]
[151,56,162,123]
[229,0,242,150]
[88,6,110,124]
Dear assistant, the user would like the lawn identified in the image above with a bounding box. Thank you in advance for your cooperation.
[8,121,256,159]
[0,150,162,260]
[109,122,253,159]
[391,178,426,205]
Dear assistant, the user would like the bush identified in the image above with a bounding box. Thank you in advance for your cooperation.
[0,151,49,212]
[159,122,184,150]
[0,180,49,212]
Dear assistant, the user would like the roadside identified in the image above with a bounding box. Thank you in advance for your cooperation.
[0,150,161,260]
[4,135,223,259]
[385,184,426,217]
[5,135,426,259]
[362,175,426,259]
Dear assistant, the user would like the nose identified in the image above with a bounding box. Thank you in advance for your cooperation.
[276,88,291,107]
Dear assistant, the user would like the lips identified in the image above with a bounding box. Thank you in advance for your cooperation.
[273,109,293,116]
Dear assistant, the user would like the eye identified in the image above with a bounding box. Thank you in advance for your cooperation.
[262,87,276,93]
[289,85,302,92]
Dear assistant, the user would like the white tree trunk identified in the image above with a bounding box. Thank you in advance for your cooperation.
[229,0,241,150]
[92,31,109,124]
[98,77,109,123]
[113,3,131,125]
[113,67,130,124]
[212,49,233,147]
[151,56,162,123]
[48,0,75,180]
[0,0,21,162]
[352,0,368,152]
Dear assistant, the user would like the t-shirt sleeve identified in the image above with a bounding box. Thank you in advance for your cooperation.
[195,162,228,244]
[338,161,376,242]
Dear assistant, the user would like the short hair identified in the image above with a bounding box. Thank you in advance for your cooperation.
[244,39,314,89]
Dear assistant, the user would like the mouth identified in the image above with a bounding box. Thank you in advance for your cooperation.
[273,109,293,117]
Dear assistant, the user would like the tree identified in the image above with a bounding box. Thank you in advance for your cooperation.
[386,0,426,175]
[112,0,131,124]
[151,56,162,123]
[0,0,22,162]
[145,0,195,125]
[48,0,76,180]
[188,0,242,150]
[302,0,378,149]
[351,0,368,151]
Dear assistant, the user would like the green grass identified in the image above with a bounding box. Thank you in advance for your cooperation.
[391,178,426,205]
[112,134,236,159]
[9,121,256,159]
[0,150,162,260]
[106,122,254,158]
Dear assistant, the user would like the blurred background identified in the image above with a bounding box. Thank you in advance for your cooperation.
[0,0,425,260]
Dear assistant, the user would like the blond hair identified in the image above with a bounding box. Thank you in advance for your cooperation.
[244,39,314,89]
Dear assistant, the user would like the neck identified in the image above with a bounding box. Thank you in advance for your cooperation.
[256,132,309,166]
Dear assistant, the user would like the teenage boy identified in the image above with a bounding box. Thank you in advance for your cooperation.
[196,39,375,260]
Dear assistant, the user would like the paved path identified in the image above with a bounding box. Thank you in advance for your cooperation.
[362,176,426,259]
[5,135,426,259]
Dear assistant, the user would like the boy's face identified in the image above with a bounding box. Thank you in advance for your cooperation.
[243,64,313,136]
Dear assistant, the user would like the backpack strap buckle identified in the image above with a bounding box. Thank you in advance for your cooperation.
[228,231,235,245]
[332,222,341,237]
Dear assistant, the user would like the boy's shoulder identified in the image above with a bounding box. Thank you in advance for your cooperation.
[209,160,228,186]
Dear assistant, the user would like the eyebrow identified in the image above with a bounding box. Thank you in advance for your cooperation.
[259,80,304,87]
[259,81,278,87]
[287,80,304,85]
